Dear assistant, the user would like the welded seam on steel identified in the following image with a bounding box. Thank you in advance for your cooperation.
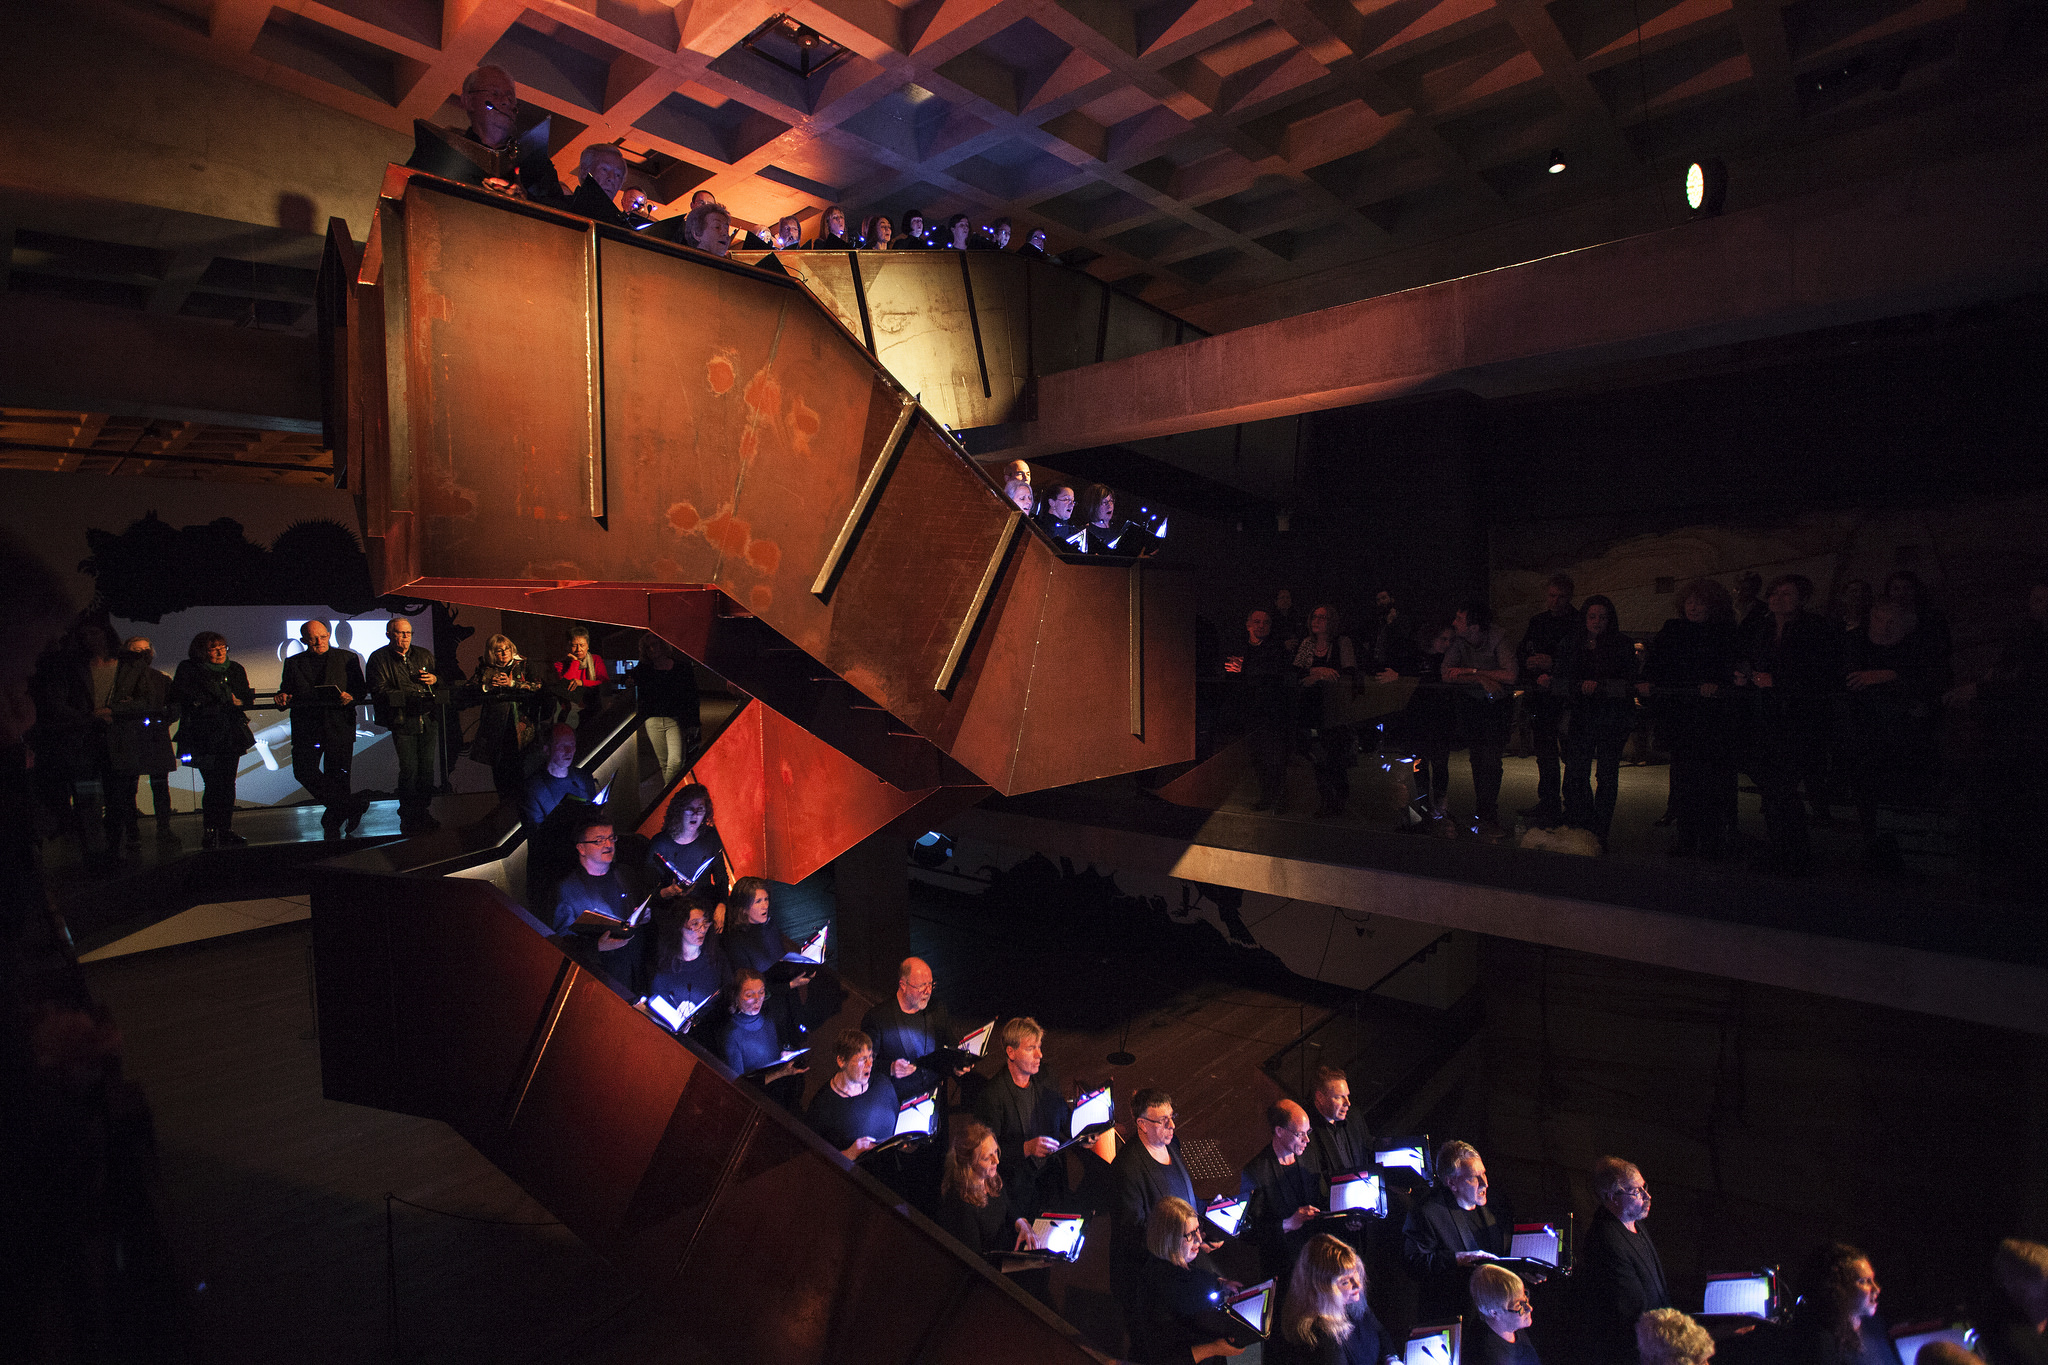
[378,198,412,514]
[583,226,606,521]
[937,511,1022,693]
[503,962,578,1132]
[1129,561,1144,738]
[810,394,919,598]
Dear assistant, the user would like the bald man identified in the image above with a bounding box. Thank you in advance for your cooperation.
[860,956,974,1102]
[1239,1098,1324,1284]
[404,64,561,203]
[276,621,368,838]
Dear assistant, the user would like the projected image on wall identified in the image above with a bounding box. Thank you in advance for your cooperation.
[112,606,403,813]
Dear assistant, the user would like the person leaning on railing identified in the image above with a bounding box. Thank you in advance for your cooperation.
[169,631,256,849]
[459,633,557,798]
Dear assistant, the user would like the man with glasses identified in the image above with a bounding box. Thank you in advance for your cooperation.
[1110,1089,1209,1313]
[276,620,367,840]
[366,617,441,834]
[1239,1099,1323,1288]
[1403,1138,1513,1325]
[405,64,562,203]
[545,816,641,982]
[1580,1157,1669,1365]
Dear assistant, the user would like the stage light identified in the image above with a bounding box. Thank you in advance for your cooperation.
[909,830,954,868]
[1547,150,1566,174]
[1684,158,1728,217]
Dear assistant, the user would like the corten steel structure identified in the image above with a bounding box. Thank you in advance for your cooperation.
[324,166,1192,808]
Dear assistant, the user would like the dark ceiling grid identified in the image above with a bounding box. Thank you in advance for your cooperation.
[88,0,2013,313]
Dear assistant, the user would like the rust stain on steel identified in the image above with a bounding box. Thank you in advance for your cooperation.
[666,501,700,533]
[707,354,735,394]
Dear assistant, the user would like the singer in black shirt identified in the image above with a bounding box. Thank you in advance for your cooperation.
[861,956,965,1102]
[972,1017,1070,1220]
[1403,1140,1511,1325]
[1239,1100,1323,1286]
[806,1028,897,1160]
[1580,1158,1670,1365]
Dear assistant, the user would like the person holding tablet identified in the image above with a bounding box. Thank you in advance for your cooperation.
[937,1121,1035,1256]
[1113,1090,1208,1310]
[1131,1197,1245,1363]
[806,1028,895,1161]
[973,1017,1070,1221]
[1467,1264,1541,1364]
[1278,1234,1393,1365]
[1403,1139,1511,1325]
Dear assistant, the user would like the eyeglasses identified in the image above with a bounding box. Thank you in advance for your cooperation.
[1505,1300,1533,1314]
[576,835,617,847]
[1181,1228,1204,1242]
[1139,1113,1177,1128]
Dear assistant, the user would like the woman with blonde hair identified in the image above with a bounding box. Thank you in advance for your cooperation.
[1468,1263,1541,1364]
[460,632,555,797]
[1132,1196,1244,1363]
[1635,1308,1713,1365]
[1280,1233,1392,1363]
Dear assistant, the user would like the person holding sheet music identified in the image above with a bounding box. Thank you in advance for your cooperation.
[1277,1234,1394,1365]
[862,957,971,1103]
[1241,1100,1324,1288]
[1112,1090,1210,1309]
[1580,1157,1670,1365]
[1132,1197,1246,1364]
[645,784,728,926]
[1468,1264,1542,1365]
[973,1017,1070,1221]
[806,1028,897,1161]
[545,816,644,982]
[1403,1140,1512,1326]
[634,901,727,1032]
[937,1121,1037,1257]
[720,969,806,1110]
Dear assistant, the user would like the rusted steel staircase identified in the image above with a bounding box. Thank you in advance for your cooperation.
[323,169,1191,808]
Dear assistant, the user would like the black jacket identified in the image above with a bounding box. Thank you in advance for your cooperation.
[1577,1206,1669,1365]
[973,1070,1070,1218]
[1402,1184,1512,1324]
[280,647,367,746]
[461,655,555,761]
[171,660,256,762]
[366,643,441,734]
[106,656,176,776]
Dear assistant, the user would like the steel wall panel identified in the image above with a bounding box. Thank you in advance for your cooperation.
[857,250,990,426]
[1030,261,1104,374]
[309,872,399,1110]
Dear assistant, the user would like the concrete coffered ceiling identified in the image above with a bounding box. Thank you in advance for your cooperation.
[66,0,2045,325]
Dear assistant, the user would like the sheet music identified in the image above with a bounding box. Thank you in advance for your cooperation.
[646,991,714,1032]
[784,925,828,964]
[1405,1327,1458,1365]
[894,1091,937,1137]
[1511,1226,1560,1267]
[1377,1143,1430,1176]
[1225,1281,1274,1336]
[1702,1276,1772,1318]
[956,1020,994,1057]
[1069,1086,1112,1137]
[1204,1195,1248,1237]
[1329,1171,1384,1215]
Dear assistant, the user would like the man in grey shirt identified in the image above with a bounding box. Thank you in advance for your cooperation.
[1441,602,1517,838]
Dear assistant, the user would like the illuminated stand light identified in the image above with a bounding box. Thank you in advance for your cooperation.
[1685,158,1728,217]
[1547,149,1567,175]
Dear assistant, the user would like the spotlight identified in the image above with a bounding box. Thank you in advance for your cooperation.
[909,830,954,869]
[1684,158,1728,217]
[1547,150,1567,174]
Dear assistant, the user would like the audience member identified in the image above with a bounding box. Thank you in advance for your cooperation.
[972,1016,1069,1221]
[1842,595,1953,874]
[170,631,255,848]
[1294,605,1359,819]
[1551,595,1637,846]
[462,633,554,797]
[1386,621,1456,823]
[974,218,1012,250]
[1644,579,1740,859]
[1239,1099,1323,1287]
[1441,604,1518,838]
[1111,1090,1204,1306]
[646,783,728,925]
[1835,579,1875,636]
[806,1027,894,1160]
[103,637,178,855]
[1279,1234,1390,1365]
[1132,1196,1245,1364]
[633,632,699,787]
[811,205,852,248]
[1580,1157,1670,1365]
[1636,1309,1715,1365]
[684,200,732,257]
[1981,1238,2048,1365]
[1403,1139,1510,1324]
[276,620,367,839]
[27,623,110,859]
[1517,575,1581,825]
[1224,609,1293,812]
[1736,575,1840,876]
[1774,1243,1900,1365]
[366,616,442,834]
[1468,1263,1541,1364]
[1884,570,1953,661]
[937,1120,1035,1257]
[1272,590,1304,653]
[1954,582,2048,904]
[553,627,608,728]
[1735,572,1766,630]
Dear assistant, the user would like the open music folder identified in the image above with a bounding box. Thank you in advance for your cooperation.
[569,894,650,936]
[1053,1084,1115,1151]
[918,1019,995,1074]
[1321,1169,1387,1220]
[767,925,828,983]
[987,1213,1089,1267]
[1701,1271,1776,1319]
[1405,1321,1461,1365]
[1203,1194,1248,1239]
[645,990,717,1034]
[1205,1279,1277,1349]
[861,1089,938,1157]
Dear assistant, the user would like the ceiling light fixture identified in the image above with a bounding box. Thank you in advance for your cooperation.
[740,15,849,80]
[1547,150,1567,174]
[1684,158,1727,216]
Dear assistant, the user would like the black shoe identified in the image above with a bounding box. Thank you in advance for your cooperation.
[322,823,343,841]
[156,824,182,850]
[343,798,367,835]
[202,828,221,851]
[216,828,248,847]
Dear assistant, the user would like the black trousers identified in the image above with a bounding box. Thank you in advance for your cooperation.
[390,724,439,817]
[1247,726,1288,807]
[292,730,354,824]
[195,758,238,830]
[107,772,173,833]
[1529,697,1565,808]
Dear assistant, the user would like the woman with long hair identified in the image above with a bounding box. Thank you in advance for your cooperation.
[811,205,852,248]
[1279,1233,1387,1364]
[859,214,893,249]
[1783,1243,1898,1364]
[635,900,727,1033]
[646,782,727,926]
[170,631,256,848]
[461,633,556,797]
[937,1120,1036,1256]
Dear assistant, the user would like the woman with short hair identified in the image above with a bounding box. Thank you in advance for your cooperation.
[1133,1196,1246,1364]
[1636,1308,1714,1365]
[805,1027,895,1160]
[1280,1233,1391,1364]
[1468,1263,1541,1364]
[683,200,732,257]
[553,627,608,728]
[170,631,256,848]
[893,209,929,248]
